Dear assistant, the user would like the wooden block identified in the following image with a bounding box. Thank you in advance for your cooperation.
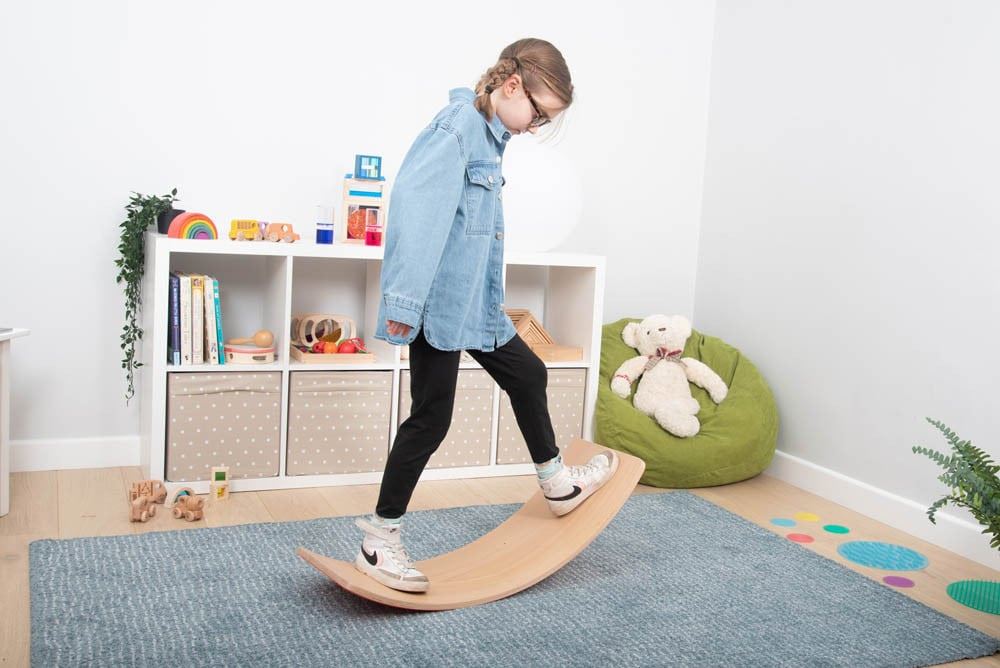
[531,344,584,362]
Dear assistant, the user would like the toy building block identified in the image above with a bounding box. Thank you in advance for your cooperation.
[171,487,205,522]
[210,466,230,501]
[505,308,583,362]
[340,175,386,244]
[354,154,383,180]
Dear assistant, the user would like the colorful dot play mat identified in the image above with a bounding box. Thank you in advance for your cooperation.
[946,580,1000,616]
[167,212,217,239]
[837,541,929,571]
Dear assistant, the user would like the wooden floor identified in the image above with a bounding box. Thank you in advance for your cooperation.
[1,468,998,666]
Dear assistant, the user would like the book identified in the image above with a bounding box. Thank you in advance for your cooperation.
[191,275,204,364]
[213,277,225,365]
[203,276,219,364]
[179,274,192,365]
[168,273,181,365]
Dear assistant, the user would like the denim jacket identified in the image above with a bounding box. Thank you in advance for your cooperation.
[374,87,518,352]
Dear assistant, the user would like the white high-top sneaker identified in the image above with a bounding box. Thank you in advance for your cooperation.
[539,451,619,516]
[354,517,429,593]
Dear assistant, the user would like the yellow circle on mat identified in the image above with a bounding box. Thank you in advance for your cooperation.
[794,512,820,522]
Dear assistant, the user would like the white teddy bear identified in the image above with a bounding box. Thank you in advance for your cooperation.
[611,314,728,438]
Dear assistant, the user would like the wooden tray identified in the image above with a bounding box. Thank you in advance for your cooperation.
[289,346,376,364]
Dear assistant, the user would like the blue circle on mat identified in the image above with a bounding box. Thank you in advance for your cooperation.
[837,541,928,571]
[770,518,796,527]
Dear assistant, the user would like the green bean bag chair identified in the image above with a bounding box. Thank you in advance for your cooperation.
[595,318,778,488]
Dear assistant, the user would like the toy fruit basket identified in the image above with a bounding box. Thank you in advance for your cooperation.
[289,313,375,364]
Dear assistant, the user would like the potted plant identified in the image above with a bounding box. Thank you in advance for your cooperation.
[115,188,178,404]
[913,418,1000,550]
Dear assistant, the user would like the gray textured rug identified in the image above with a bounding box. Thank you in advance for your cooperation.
[30,492,999,666]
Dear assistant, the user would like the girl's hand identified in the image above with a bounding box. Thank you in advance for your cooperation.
[386,320,411,337]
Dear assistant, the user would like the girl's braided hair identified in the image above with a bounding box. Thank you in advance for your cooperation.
[474,38,574,122]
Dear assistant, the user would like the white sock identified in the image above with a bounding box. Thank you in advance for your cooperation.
[371,513,401,527]
[534,454,564,482]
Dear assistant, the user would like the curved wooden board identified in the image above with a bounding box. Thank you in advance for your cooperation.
[297,438,645,611]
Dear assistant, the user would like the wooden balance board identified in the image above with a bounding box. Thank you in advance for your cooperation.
[297,438,645,611]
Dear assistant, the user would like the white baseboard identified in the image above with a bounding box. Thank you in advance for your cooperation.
[12,436,140,472]
[768,449,1000,570]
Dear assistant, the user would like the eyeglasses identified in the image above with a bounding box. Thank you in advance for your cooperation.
[523,88,551,129]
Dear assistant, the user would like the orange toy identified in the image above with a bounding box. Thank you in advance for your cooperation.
[264,222,300,243]
[171,487,205,522]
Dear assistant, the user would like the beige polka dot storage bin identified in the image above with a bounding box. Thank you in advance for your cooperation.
[166,372,282,482]
[497,368,587,464]
[286,371,392,476]
[398,369,493,468]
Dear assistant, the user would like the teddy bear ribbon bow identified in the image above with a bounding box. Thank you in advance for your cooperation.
[644,347,684,372]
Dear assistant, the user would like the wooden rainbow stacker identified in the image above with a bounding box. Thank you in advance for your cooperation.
[297,438,645,611]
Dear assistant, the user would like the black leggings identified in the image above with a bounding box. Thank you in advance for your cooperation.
[375,328,559,519]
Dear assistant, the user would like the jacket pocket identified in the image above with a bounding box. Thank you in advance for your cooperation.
[464,161,499,235]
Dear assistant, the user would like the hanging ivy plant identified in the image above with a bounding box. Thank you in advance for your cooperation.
[115,188,178,404]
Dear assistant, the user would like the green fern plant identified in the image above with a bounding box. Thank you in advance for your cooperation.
[114,188,178,404]
[912,418,1000,550]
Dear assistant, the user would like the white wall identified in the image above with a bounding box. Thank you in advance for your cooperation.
[0,2,716,454]
[695,1,1000,563]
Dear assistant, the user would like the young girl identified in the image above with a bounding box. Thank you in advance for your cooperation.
[355,38,618,593]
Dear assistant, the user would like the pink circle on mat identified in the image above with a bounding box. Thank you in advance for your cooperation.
[883,576,915,588]
[787,533,814,543]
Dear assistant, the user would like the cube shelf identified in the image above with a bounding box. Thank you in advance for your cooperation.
[140,234,605,493]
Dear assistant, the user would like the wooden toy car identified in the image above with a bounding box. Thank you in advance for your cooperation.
[265,222,300,243]
[128,494,157,523]
[128,479,167,505]
[229,219,264,241]
[171,487,205,521]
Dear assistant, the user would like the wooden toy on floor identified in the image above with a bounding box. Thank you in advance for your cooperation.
[127,494,157,523]
[128,479,167,505]
[171,487,205,521]
[210,466,230,501]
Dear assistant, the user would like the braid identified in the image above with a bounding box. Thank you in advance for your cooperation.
[473,57,519,119]
[472,39,574,123]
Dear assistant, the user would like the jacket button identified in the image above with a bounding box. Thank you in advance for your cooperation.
[487,175,494,184]
[495,232,504,240]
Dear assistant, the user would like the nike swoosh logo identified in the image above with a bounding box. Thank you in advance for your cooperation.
[362,546,378,566]
[544,485,582,502]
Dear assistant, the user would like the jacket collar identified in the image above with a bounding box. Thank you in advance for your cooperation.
[449,87,511,144]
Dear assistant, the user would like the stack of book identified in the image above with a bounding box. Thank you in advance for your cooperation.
[168,273,225,365]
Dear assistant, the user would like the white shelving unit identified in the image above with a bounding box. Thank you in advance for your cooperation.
[139,234,606,493]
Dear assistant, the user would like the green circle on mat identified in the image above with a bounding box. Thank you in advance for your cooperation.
[947,580,1000,616]
[823,524,850,534]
